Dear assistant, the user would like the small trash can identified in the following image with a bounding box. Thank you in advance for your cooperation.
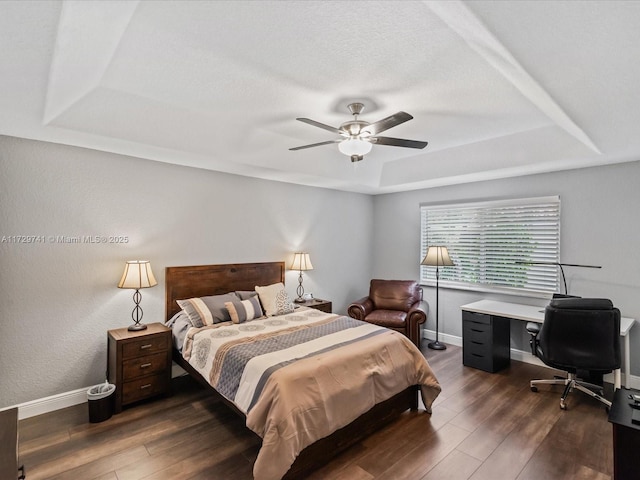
[87,382,116,423]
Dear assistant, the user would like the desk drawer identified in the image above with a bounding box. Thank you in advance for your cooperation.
[463,311,491,325]
[463,322,492,344]
[463,347,494,372]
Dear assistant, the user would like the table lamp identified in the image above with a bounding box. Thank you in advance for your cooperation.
[118,260,157,331]
[290,253,313,303]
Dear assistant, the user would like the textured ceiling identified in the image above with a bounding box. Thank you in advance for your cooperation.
[1,0,639,194]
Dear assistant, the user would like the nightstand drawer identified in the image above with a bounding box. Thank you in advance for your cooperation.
[122,373,170,404]
[123,352,169,381]
[122,335,168,359]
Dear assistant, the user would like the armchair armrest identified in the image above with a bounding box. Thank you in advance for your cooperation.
[348,297,374,321]
[407,300,428,347]
[408,300,428,323]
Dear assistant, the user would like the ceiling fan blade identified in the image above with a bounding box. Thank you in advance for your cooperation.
[296,118,345,135]
[289,139,341,151]
[362,112,413,135]
[372,136,428,149]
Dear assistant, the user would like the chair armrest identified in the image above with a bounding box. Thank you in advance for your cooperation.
[406,300,428,347]
[407,300,428,327]
[526,322,540,356]
[348,297,374,320]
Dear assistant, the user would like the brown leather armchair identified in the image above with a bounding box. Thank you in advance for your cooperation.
[347,279,428,347]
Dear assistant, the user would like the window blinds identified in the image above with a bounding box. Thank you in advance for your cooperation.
[420,196,561,296]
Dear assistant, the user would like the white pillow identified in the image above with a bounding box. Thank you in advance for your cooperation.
[255,282,295,316]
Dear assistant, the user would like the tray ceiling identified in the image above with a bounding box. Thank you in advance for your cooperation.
[1,0,639,194]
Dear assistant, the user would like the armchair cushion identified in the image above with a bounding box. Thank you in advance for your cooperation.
[366,310,407,328]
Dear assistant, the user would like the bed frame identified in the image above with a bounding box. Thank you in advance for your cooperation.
[165,262,419,479]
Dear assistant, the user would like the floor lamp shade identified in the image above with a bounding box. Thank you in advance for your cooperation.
[421,246,455,268]
[421,246,454,350]
[118,260,158,331]
[290,253,313,303]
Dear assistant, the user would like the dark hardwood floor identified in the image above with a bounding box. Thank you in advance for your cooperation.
[19,344,615,480]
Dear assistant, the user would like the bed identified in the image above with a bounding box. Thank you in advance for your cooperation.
[165,262,441,480]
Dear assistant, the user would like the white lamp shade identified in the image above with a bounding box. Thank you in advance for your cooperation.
[421,246,455,267]
[338,138,373,156]
[290,252,314,271]
[118,260,158,289]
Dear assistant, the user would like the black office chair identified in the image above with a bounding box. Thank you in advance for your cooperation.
[526,293,580,355]
[528,298,621,410]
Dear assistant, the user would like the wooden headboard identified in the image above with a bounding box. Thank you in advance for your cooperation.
[165,262,285,322]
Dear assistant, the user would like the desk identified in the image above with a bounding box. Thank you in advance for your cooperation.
[460,300,635,387]
[608,388,640,480]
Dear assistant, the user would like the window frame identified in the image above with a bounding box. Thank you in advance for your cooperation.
[419,196,561,298]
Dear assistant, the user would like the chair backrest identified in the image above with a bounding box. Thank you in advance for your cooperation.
[538,298,621,372]
[369,279,420,311]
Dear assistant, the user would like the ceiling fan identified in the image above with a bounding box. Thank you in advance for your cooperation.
[289,103,428,162]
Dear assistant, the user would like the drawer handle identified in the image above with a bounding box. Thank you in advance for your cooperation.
[140,363,152,369]
[472,353,484,358]
[471,328,484,333]
[471,341,484,345]
[140,344,152,350]
[140,384,152,390]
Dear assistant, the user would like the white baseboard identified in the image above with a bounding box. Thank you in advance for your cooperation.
[9,387,90,420]
[423,329,640,389]
[6,363,190,420]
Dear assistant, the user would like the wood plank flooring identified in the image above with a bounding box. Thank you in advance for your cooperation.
[18,344,615,479]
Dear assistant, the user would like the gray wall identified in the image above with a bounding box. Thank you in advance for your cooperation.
[0,136,374,407]
[372,161,640,377]
[3,133,639,408]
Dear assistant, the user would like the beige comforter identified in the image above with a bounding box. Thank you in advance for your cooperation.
[182,311,440,480]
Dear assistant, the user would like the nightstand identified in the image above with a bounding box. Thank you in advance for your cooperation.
[298,298,332,313]
[107,323,172,413]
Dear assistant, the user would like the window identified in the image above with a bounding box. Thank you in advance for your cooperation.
[420,196,560,297]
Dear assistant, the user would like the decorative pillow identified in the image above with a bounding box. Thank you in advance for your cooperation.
[255,282,295,316]
[236,290,258,300]
[225,296,264,324]
[176,293,239,327]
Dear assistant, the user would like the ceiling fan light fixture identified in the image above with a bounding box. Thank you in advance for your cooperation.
[338,137,372,156]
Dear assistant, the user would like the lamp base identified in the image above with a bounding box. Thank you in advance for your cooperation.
[427,340,447,350]
[128,322,147,332]
[294,297,306,303]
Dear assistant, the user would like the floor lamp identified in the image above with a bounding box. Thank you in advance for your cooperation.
[421,246,455,350]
